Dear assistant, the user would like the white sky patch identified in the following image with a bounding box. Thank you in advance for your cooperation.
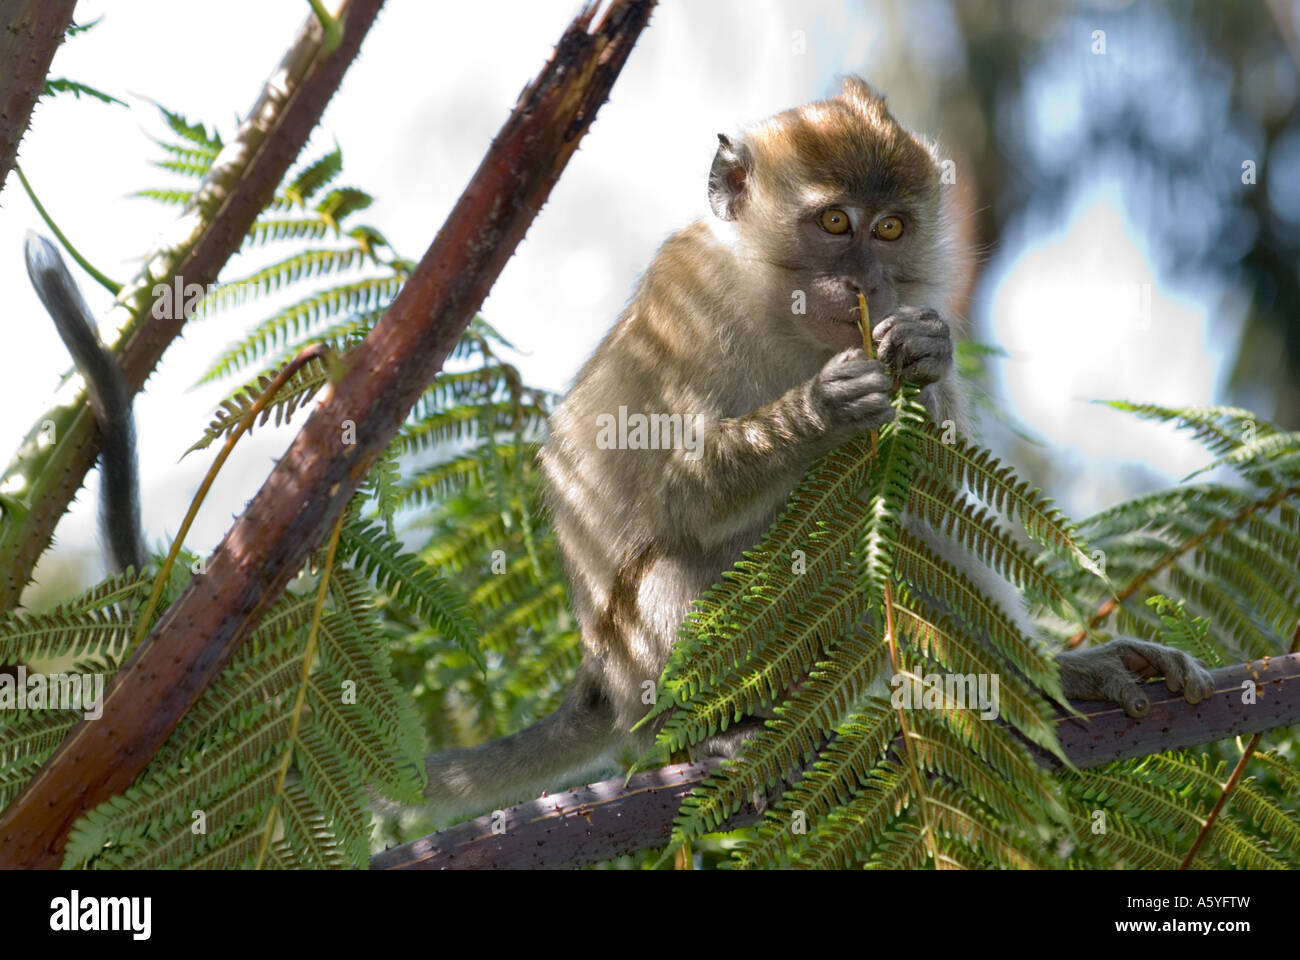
[988,185,1224,514]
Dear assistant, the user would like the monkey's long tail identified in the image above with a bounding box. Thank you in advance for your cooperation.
[24,232,145,575]
[402,677,624,825]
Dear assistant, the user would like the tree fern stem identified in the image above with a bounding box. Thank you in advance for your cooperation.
[15,165,121,295]
[1067,484,1300,648]
[882,578,937,862]
[860,293,937,862]
[1178,618,1300,868]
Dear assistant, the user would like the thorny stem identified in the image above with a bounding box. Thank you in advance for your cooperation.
[1177,618,1300,869]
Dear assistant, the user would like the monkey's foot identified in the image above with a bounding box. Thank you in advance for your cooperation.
[1055,636,1215,719]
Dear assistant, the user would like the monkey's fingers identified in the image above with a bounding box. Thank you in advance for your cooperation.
[872,311,952,386]
[1057,638,1215,719]
[1117,639,1216,705]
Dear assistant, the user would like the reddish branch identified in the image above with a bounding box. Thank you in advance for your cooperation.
[0,0,386,609]
[1178,620,1300,868]
[0,0,655,870]
[373,652,1300,869]
[0,0,75,193]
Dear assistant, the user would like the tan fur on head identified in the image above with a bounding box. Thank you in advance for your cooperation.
[747,77,939,215]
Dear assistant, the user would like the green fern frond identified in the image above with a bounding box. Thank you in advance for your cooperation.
[894,531,1066,729]
[420,509,515,572]
[63,707,293,868]
[246,216,335,246]
[187,352,332,453]
[199,275,400,381]
[42,78,124,107]
[681,432,878,647]
[477,581,568,650]
[1190,540,1300,638]
[148,594,315,770]
[201,248,375,316]
[740,696,897,868]
[858,390,926,597]
[654,420,898,721]
[1145,596,1224,667]
[397,401,550,456]
[1062,794,1184,868]
[796,762,912,869]
[152,156,211,179]
[907,473,1080,622]
[400,445,538,508]
[0,571,147,662]
[307,661,418,806]
[1184,431,1300,482]
[892,594,1065,767]
[293,724,369,867]
[323,570,427,766]
[124,757,283,869]
[1164,566,1275,660]
[912,423,1102,578]
[335,522,478,662]
[315,187,373,225]
[922,779,1051,869]
[159,107,222,152]
[1078,484,1250,545]
[1140,753,1300,866]
[0,707,78,765]
[863,821,930,869]
[134,188,193,206]
[277,778,347,869]
[284,148,344,207]
[1102,401,1279,456]
[361,439,404,530]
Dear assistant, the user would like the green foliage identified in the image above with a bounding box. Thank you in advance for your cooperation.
[644,397,1300,869]
[0,110,558,868]
[40,18,125,107]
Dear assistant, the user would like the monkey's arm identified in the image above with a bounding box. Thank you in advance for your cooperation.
[661,349,895,543]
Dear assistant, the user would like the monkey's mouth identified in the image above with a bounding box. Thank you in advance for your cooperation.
[806,314,867,350]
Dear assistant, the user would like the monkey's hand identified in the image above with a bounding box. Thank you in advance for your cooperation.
[809,348,895,433]
[871,306,952,386]
[1055,637,1215,719]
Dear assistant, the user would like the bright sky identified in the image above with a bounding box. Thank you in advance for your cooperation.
[0,0,1232,599]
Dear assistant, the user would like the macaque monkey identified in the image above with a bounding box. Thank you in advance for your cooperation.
[24,80,1214,830]
[419,78,1215,821]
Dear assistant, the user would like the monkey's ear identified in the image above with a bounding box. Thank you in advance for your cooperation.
[840,75,885,108]
[708,132,751,221]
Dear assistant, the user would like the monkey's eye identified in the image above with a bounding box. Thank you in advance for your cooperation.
[873,216,904,241]
[819,208,852,235]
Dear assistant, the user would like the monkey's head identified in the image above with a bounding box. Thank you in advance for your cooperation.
[709,76,956,351]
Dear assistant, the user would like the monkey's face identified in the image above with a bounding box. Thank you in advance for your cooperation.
[709,78,954,352]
